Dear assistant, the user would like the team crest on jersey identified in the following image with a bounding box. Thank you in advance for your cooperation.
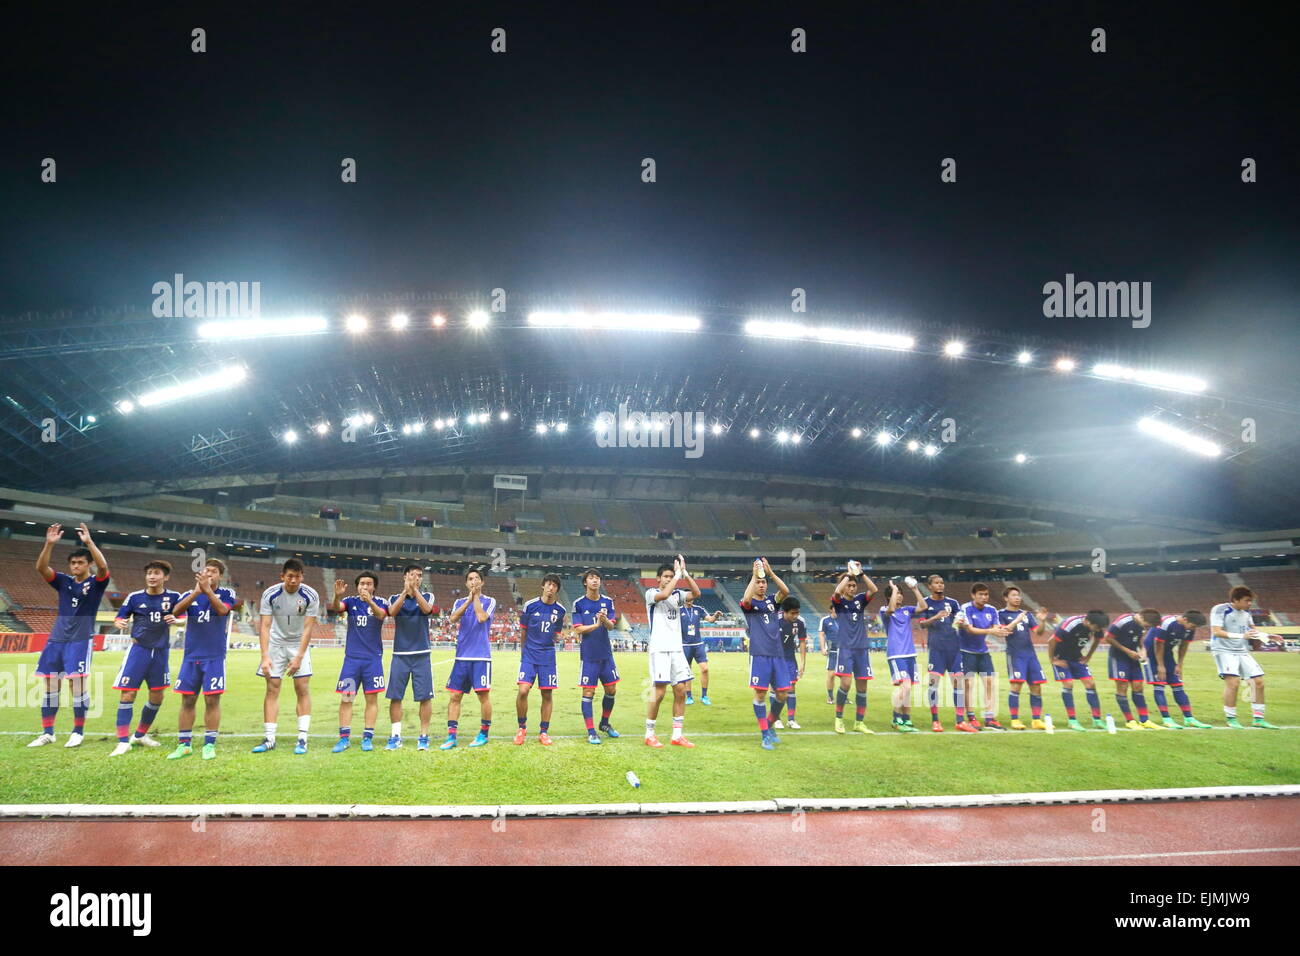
[162,599,171,611]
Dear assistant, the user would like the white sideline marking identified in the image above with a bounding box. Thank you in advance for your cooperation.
[912,846,1300,866]
[2,784,1297,820]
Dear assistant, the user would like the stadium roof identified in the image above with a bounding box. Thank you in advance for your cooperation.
[1,297,1295,530]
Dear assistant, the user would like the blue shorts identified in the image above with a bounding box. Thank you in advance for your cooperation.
[749,654,791,691]
[173,657,226,695]
[927,643,963,676]
[1108,651,1144,683]
[517,655,558,689]
[387,654,432,701]
[783,657,801,685]
[1052,659,1092,682]
[579,658,620,688]
[888,656,918,684]
[337,655,386,696]
[961,651,995,676]
[1005,649,1045,684]
[835,646,873,681]
[35,640,93,679]
[1141,649,1182,686]
[113,645,170,691]
[825,648,838,671]
[682,643,708,665]
[446,659,493,694]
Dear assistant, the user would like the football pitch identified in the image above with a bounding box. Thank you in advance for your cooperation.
[1,648,1297,806]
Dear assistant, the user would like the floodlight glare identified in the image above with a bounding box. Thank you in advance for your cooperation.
[116,400,135,414]
[1092,363,1207,394]
[943,341,965,357]
[744,319,914,352]
[749,428,760,439]
[776,430,789,443]
[555,422,568,433]
[923,444,939,457]
[468,310,490,329]
[536,422,549,434]
[390,313,410,330]
[875,431,892,446]
[313,423,329,435]
[907,440,921,452]
[498,410,510,421]
[851,427,863,439]
[527,311,701,332]
[197,316,328,340]
[345,314,369,332]
[431,314,447,327]
[1054,357,1076,372]
[711,423,723,436]
[137,365,247,409]
[1137,418,1221,458]
[790,432,802,444]
[1017,350,1033,365]
[1014,452,1027,464]
[283,429,299,444]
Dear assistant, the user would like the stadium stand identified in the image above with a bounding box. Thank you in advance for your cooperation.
[1119,572,1232,614]
[1007,576,1127,616]
[1237,568,1300,619]
[601,578,647,625]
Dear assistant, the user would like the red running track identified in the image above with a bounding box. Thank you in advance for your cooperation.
[3,799,1298,865]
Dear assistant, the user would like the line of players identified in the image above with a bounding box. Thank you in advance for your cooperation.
[23,527,1281,756]
[804,567,1280,746]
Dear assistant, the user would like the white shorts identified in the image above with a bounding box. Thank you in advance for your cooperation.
[1213,651,1263,680]
[256,641,313,679]
[649,650,692,685]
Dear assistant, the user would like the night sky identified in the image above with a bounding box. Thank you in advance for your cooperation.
[2,2,1297,523]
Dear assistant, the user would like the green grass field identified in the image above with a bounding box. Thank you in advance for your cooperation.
[1,648,1297,805]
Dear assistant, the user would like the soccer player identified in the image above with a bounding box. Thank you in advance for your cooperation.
[820,608,839,705]
[386,565,436,749]
[515,574,565,746]
[252,558,322,755]
[770,596,808,730]
[109,560,182,755]
[880,576,927,732]
[167,558,237,759]
[644,555,701,748]
[329,573,389,752]
[831,561,879,735]
[955,583,1007,731]
[1103,609,1164,729]
[1143,611,1212,728]
[740,557,792,749]
[1210,586,1278,729]
[916,574,970,732]
[681,592,722,705]
[1046,610,1109,731]
[442,566,496,749]
[571,569,621,744]
[999,586,1045,730]
[30,523,111,749]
